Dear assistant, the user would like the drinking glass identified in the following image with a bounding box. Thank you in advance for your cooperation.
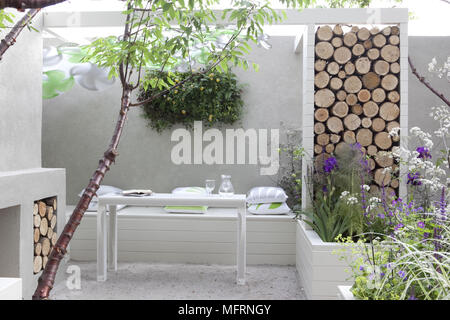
[205,179,215,195]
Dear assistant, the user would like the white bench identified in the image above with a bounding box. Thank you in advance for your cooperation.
[65,206,297,266]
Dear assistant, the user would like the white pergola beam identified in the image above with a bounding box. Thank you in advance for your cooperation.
[43,8,409,28]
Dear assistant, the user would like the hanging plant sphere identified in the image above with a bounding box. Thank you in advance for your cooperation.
[138,70,245,133]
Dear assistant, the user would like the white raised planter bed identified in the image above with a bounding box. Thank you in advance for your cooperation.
[296,220,353,300]
[337,285,355,300]
[0,278,22,300]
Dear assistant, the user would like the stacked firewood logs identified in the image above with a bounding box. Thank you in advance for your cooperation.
[314,24,400,196]
[33,197,57,274]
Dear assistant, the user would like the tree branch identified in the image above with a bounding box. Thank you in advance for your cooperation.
[32,89,132,300]
[408,56,450,108]
[0,0,66,9]
[32,0,132,300]
[130,6,254,107]
[129,51,232,108]
[0,9,40,60]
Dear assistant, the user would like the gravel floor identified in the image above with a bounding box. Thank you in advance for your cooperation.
[51,261,305,300]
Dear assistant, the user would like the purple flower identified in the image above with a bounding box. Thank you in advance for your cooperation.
[398,270,407,279]
[439,187,447,220]
[360,179,368,216]
[407,172,422,186]
[359,266,364,271]
[417,221,425,229]
[359,158,370,173]
[423,232,430,239]
[408,295,418,300]
[322,186,328,193]
[394,223,404,231]
[378,213,385,219]
[416,147,431,159]
[323,157,338,173]
[351,142,362,152]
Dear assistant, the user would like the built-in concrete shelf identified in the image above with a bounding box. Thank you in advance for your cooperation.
[0,278,22,300]
[0,168,66,299]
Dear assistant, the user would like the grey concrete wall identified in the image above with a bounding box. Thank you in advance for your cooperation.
[42,36,450,205]
[0,15,43,171]
[0,13,67,299]
[408,37,450,155]
[43,37,303,204]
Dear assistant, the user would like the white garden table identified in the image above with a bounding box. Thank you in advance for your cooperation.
[96,193,247,285]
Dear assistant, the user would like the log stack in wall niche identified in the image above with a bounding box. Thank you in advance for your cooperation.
[33,197,58,274]
[314,24,400,196]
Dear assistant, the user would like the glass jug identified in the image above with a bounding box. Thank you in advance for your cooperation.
[219,175,234,196]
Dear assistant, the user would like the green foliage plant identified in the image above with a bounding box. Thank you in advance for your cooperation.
[299,143,372,242]
[138,70,244,132]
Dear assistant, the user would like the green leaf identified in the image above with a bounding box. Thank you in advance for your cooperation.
[42,70,75,99]
[163,2,172,12]
[220,59,228,72]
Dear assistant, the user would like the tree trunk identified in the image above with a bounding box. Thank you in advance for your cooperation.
[345,93,358,106]
[315,41,334,60]
[331,37,343,48]
[326,61,339,75]
[314,122,326,135]
[314,108,329,122]
[361,117,372,128]
[317,25,333,41]
[334,46,351,64]
[0,0,65,9]
[314,71,330,88]
[357,27,370,41]
[331,101,348,118]
[0,9,40,59]
[32,89,132,300]
[343,32,357,47]
[367,48,380,60]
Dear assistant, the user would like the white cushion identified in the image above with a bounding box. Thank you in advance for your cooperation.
[248,202,291,215]
[164,205,208,214]
[169,187,208,213]
[246,187,288,204]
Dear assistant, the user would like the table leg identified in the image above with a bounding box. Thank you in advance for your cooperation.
[97,204,107,282]
[236,204,247,285]
[108,205,118,271]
